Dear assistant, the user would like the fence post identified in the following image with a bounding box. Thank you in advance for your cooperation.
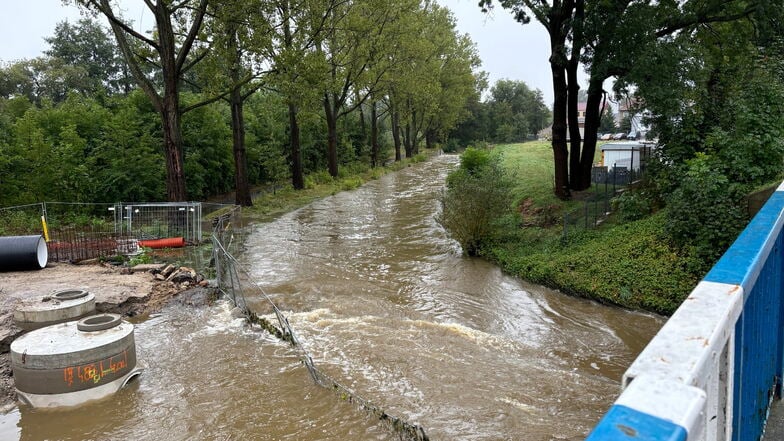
[584,201,589,229]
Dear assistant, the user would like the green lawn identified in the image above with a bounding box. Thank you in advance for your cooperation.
[483,141,700,315]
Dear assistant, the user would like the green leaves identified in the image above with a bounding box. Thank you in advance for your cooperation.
[440,148,514,256]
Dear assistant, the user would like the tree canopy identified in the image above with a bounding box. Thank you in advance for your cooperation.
[0,2,484,207]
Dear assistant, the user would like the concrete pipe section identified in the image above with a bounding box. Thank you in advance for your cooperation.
[10,313,143,408]
[13,289,96,331]
[0,235,48,271]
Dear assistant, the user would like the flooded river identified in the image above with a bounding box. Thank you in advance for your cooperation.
[0,155,663,440]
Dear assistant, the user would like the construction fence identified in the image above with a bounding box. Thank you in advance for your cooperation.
[0,201,240,262]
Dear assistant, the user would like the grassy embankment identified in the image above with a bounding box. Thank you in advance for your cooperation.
[485,141,701,315]
[245,152,429,221]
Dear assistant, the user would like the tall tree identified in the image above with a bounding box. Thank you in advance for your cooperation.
[574,0,761,191]
[317,0,399,177]
[480,0,577,199]
[382,1,481,159]
[199,0,271,206]
[258,0,337,189]
[74,0,210,202]
[487,79,548,142]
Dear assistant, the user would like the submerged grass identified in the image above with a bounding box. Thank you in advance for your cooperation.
[246,152,429,221]
[482,141,700,315]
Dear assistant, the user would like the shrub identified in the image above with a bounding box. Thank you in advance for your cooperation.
[438,152,513,256]
[340,176,362,191]
[612,191,653,223]
[410,153,428,163]
[665,154,748,265]
[304,170,334,189]
[443,139,461,153]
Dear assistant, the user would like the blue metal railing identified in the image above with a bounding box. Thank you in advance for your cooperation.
[587,184,784,441]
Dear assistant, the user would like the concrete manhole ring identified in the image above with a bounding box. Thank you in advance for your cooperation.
[51,289,89,301]
[77,314,122,332]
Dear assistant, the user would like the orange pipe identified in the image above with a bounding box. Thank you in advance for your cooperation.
[137,237,185,249]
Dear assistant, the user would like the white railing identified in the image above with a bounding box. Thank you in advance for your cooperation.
[587,182,784,441]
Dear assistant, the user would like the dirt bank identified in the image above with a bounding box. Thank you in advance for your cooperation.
[0,262,210,410]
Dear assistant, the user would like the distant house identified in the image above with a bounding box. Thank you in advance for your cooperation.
[566,101,600,138]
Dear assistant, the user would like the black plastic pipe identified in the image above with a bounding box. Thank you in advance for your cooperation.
[0,235,48,271]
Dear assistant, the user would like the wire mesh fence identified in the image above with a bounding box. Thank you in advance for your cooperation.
[118,202,202,244]
[562,165,646,239]
[209,217,429,441]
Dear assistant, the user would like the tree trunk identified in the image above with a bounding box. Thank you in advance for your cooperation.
[324,95,339,177]
[370,100,379,167]
[404,121,413,158]
[157,4,187,202]
[391,105,402,162]
[550,61,570,200]
[567,58,582,190]
[548,1,573,201]
[577,76,606,190]
[425,129,435,150]
[281,0,303,190]
[567,0,585,191]
[230,87,252,206]
[161,92,187,202]
[228,25,252,207]
[411,108,419,155]
[289,102,304,190]
[358,95,367,150]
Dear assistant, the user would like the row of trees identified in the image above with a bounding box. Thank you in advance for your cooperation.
[0,0,483,207]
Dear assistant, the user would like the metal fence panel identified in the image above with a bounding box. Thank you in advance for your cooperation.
[0,201,238,263]
[118,202,202,244]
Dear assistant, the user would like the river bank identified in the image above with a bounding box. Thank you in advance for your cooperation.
[470,141,701,315]
[0,262,212,410]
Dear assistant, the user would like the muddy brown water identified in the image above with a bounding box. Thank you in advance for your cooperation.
[0,155,663,440]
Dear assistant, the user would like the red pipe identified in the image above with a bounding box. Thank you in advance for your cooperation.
[137,237,185,249]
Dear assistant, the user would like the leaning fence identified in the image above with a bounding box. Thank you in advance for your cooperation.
[209,218,429,441]
[586,181,784,440]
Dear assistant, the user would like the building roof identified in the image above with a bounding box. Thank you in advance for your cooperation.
[601,142,646,151]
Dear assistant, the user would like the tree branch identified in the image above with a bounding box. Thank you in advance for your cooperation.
[655,5,756,38]
[94,0,162,111]
[175,0,209,73]
[84,0,159,49]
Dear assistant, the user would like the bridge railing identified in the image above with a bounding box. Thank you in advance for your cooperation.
[587,182,784,441]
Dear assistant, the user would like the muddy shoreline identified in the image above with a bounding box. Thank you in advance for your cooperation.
[0,262,213,410]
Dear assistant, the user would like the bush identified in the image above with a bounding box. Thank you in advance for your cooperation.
[304,170,334,189]
[410,153,428,163]
[340,176,362,191]
[456,147,491,175]
[438,152,513,256]
[443,139,461,153]
[612,191,654,223]
[665,154,748,265]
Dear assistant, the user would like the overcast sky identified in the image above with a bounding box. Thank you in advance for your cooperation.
[0,0,580,105]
